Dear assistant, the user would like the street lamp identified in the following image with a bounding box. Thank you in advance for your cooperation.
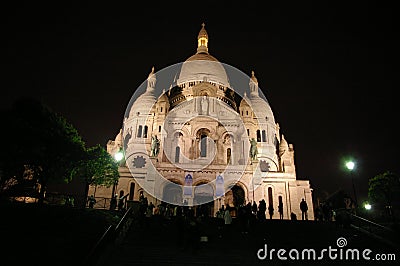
[114,150,124,162]
[364,203,372,210]
[345,160,358,210]
[111,148,124,199]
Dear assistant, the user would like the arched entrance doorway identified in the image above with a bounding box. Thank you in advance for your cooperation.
[162,182,182,205]
[224,184,245,217]
[194,183,214,217]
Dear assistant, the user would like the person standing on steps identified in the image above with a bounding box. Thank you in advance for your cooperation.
[278,201,283,220]
[268,204,274,219]
[300,198,308,220]
[223,205,232,236]
[88,195,96,208]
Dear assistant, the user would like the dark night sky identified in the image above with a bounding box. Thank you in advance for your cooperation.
[2,2,398,203]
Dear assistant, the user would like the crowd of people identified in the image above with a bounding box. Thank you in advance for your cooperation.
[136,194,313,239]
[86,191,314,224]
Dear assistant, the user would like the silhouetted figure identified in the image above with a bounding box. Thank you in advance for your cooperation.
[315,203,324,221]
[252,201,258,216]
[175,206,185,248]
[257,199,266,221]
[322,203,332,221]
[184,208,199,254]
[139,191,145,202]
[65,195,74,207]
[88,195,96,208]
[216,205,225,238]
[278,202,283,219]
[291,212,297,220]
[268,205,274,219]
[118,195,125,211]
[145,202,154,228]
[238,205,248,233]
[110,194,117,211]
[223,205,232,236]
[245,202,252,232]
[300,198,308,220]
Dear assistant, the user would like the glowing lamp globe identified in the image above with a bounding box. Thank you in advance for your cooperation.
[114,151,124,162]
[345,161,355,171]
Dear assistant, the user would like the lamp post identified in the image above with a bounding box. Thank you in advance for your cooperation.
[345,160,358,211]
[112,148,124,198]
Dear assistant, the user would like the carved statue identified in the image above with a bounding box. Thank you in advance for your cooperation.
[150,135,160,157]
[249,138,258,160]
[201,95,208,114]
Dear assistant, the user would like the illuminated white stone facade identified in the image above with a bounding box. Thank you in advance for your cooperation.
[89,24,314,220]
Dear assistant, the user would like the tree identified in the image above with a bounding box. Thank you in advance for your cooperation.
[0,97,86,203]
[71,144,119,198]
[368,171,400,221]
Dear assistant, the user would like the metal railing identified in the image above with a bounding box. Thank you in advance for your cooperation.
[83,207,133,266]
[348,212,400,248]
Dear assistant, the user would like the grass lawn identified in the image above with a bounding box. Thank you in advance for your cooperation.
[0,201,121,266]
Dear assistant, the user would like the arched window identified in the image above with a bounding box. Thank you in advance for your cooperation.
[143,126,148,138]
[227,148,231,164]
[129,183,135,201]
[175,146,180,163]
[137,125,142,138]
[262,130,267,142]
[200,134,207,157]
[268,187,273,207]
[256,130,261,142]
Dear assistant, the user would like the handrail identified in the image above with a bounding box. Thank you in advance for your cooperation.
[84,225,115,265]
[84,224,115,264]
[347,211,399,248]
[349,213,395,232]
[83,207,133,266]
[114,207,133,245]
[116,207,132,231]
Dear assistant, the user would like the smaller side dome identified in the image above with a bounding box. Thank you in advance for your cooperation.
[129,67,157,117]
[157,89,169,103]
[240,92,251,107]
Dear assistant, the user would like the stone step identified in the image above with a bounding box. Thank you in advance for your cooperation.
[99,217,398,266]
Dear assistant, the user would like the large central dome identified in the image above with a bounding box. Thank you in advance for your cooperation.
[177,23,230,87]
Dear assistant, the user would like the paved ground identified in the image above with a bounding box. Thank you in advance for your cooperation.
[99,215,399,266]
[0,202,121,266]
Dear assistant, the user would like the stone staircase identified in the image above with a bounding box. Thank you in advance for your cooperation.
[97,216,398,266]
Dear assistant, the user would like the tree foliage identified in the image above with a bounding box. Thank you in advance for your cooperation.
[71,144,119,188]
[368,171,400,206]
[0,98,86,200]
[0,97,120,202]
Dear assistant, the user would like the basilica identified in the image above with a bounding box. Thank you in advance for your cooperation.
[89,24,314,220]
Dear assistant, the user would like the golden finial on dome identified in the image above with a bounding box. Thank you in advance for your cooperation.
[197,22,209,54]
